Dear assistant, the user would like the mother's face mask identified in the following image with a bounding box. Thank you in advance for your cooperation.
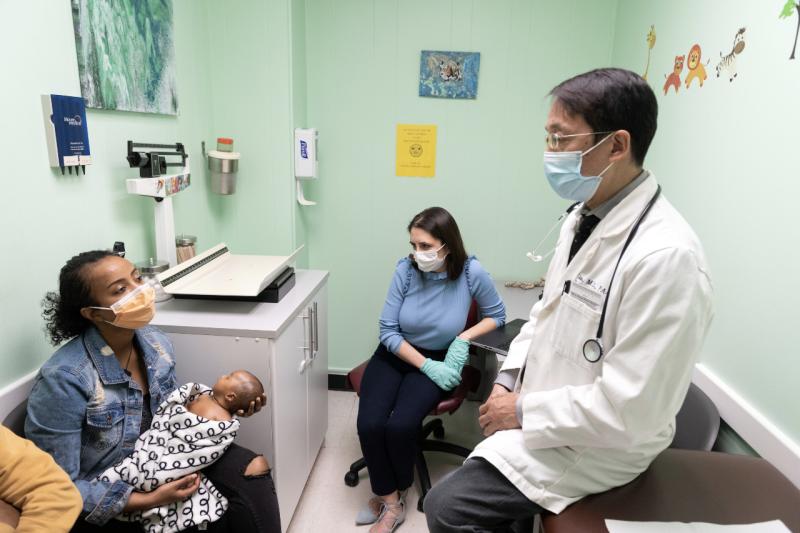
[90,282,156,329]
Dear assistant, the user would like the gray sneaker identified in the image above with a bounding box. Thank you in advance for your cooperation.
[355,496,383,525]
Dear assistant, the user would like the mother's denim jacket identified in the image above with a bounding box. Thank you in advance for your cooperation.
[25,325,178,525]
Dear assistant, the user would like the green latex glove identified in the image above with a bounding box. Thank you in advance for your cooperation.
[421,359,462,391]
[444,337,470,372]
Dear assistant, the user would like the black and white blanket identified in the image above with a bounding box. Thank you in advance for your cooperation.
[97,383,239,533]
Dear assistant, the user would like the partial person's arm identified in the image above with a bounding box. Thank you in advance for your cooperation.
[0,425,82,533]
[519,247,713,449]
[0,499,19,533]
[24,368,134,525]
[376,260,430,368]
[463,258,507,335]
[378,259,413,355]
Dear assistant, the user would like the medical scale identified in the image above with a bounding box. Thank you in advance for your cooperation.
[156,243,303,302]
[125,141,191,267]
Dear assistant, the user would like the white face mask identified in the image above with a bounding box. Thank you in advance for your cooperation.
[414,243,447,272]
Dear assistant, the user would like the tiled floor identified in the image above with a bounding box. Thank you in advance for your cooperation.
[286,390,486,532]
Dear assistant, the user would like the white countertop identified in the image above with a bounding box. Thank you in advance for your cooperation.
[151,269,329,338]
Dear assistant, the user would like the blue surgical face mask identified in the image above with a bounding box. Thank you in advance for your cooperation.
[543,133,615,202]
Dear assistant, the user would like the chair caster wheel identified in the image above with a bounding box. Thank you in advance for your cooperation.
[344,470,359,487]
[433,425,445,439]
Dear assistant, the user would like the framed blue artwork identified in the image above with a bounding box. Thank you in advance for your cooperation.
[419,51,480,99]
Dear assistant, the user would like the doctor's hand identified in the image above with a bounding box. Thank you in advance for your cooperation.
[478,392,521,437]
[489,383,511,399]
[236,393,267,417]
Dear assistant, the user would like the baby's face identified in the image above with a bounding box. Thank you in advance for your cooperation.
[213,371,246,396]
[212,370,265,413]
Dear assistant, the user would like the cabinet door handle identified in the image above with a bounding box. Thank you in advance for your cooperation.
[302,312,311,359]
[312,301,319,356]
[306,305,314,360]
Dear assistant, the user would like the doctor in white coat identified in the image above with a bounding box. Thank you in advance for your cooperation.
[425,68,714,532]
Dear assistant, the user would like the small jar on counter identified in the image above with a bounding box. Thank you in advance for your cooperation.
[176,235,197,264]
[136,258,172,303]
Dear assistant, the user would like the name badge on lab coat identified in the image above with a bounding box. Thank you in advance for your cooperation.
[569,274,606,311]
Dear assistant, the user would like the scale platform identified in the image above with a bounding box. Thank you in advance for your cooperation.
[157,243,303,301]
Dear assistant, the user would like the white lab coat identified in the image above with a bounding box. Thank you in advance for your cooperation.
[470,174,714,513]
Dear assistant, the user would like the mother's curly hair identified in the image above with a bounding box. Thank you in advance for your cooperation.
[42,250,116,345]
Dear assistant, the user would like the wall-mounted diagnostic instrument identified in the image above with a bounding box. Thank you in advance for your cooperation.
[126,141,191,267]
[41,94,91,175]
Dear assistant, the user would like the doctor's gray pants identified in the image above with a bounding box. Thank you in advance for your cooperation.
[425,457,543,533]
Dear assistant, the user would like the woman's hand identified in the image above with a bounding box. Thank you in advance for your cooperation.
[126,474,201,511]
[443,337,470,372]
[151,474,201,506]
[236,393,267,417]
[420,359,462,391]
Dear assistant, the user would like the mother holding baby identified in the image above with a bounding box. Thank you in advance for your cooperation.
[25,250,281,533]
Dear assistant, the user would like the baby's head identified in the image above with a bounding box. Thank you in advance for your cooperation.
[212,370,265,414]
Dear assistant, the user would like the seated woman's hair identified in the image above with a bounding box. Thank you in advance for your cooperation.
[407,206,468,281]
[230,370,265,412]
[42,250,117,345]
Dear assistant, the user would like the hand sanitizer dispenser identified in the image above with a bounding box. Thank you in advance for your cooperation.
[294,128,317,205]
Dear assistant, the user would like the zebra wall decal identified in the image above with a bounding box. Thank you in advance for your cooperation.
[716,27,746,82]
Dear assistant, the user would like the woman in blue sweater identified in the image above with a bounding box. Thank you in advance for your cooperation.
[357,207,506,533]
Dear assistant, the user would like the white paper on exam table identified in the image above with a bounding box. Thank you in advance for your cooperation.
[157,243,303,297]
[605,519,790,533]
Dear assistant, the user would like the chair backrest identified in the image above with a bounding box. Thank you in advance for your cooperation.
[465,300,479,330]
[3,400,28,437]
[0,370,37,438]
[670,382,720,451]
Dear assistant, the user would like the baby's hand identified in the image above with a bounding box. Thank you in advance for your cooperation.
[236,393,267,417]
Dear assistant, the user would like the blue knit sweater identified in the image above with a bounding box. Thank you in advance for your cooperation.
[379,257,506,353]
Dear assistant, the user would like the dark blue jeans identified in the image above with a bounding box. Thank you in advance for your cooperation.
[357,343,447,496]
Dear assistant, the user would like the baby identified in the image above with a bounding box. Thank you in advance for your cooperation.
[187,369,265,421]
[98,370,265,533]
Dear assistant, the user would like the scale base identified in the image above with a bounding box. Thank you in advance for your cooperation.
[173,268,295,303]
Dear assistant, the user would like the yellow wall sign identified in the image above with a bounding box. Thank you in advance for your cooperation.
[396,124,437,177]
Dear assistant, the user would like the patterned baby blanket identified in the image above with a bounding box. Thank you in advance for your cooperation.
[98,383,239,533]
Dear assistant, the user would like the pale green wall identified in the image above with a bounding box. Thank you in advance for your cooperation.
[0,0,214,386]
[301,0,619,372]
[0,0,302,388]
[611,1,800,447]
[292,0,311,268]
[202,0,301,258]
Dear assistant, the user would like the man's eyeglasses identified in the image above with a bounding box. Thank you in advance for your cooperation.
[545,131,614,151]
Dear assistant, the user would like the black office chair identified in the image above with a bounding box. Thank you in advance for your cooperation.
[671,382,720,451]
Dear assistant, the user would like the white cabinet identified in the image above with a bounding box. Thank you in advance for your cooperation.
[151,270,328,532]
[305,286,328,466]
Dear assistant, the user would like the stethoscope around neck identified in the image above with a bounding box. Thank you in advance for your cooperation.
[581,185,662,363]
